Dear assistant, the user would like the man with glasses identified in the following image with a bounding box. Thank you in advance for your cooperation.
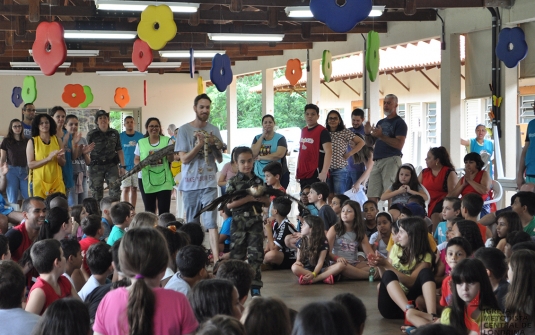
[517,102,535,189]
[21,103,36,139]
[86,110,126,202]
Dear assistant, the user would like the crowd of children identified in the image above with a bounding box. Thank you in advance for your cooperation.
[2,147,535,335]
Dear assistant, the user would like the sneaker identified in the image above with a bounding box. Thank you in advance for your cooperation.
[298,275,312,285]
[251,287,261,297]
[323,275,334,285]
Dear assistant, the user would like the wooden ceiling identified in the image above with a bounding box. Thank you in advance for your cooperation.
[0,0,513,74]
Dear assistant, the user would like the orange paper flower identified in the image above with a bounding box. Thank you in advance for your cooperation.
[285,59,302,86]
[61,84,86,108]
[114,87,130,108]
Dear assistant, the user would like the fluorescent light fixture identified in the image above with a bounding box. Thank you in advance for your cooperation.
[207,33,284,42]
[64,30,137,39]
[28,49,100,57]
[159,50,225,58]
[10,62,71,68]
[285,6,313,18]
[369,5,385,17]
[96,71,147,76]
[123,62,182,68]
[95,0,199,13]
[0,70,46,76]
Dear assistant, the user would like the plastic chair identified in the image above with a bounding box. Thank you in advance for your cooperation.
[421,185,431,210]
[483,180,503,206]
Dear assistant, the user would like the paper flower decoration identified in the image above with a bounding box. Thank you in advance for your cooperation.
[114,87,130,108]
[22,76,37,103]
[285,59,302,86]
[79,85,94,108]
[197,76,204,95]
[132,39,153,72]
[495,27,528,69]
[210,54,233,92]
[144,80,147,106]
[137,5,177,50]
[322,50,332,82]
[11,87,23,107]
[32,22,67,76]
[310,0,372,33]
[190,48,195,79]
[62,84,86,108]
[366,30,380,82]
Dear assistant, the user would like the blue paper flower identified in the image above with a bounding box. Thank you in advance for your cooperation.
[310,0,372,33]
[11,87,22,107]
[210,54,233,92]
[496,27,528,69]
[190,48,195,79]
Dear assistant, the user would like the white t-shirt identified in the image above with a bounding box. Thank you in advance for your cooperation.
[175,123,222,191]
[369,232,388,258]
[164,273,191,296]
[79,275,100,302]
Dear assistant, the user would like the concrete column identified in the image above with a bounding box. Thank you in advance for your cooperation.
[368,78,382,122]
[262,68,274,116]
[440,33,462,168]
[501,65,518,179]
[226,77,237,150]
[307,59,321,105]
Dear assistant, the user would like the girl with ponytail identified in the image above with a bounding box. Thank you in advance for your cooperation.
[93,227,198,335]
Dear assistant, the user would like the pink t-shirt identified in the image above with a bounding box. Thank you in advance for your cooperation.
[93,287,198,335]
[221,162,237,182]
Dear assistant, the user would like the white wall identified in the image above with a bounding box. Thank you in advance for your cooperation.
[0,73,198,136]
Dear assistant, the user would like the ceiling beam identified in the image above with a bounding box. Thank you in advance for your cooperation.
[374,0,512,8]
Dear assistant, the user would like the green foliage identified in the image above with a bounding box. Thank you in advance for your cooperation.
[208,70,307,130]
[109,111,123,132]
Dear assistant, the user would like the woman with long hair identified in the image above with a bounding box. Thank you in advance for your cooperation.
[26,113,66,198]
[0,119,29,204]
[418,146,458,230]
[325,110,365,196]
[134,117,174,214]
[251,115,290,188]
[65,114,93,206]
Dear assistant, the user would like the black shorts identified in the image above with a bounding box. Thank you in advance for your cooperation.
[432,199,444,214]
[272,252,296,270]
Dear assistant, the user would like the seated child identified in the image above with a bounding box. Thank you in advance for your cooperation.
[25,239,79,315]
[60,239,85,291]
[291,216,345,285]
[79,214,104,275]
[309,182,337,231]
[504,231,532,258]
[474,247,509,312]
[297,185,319,232]
[264,197,298,270]
[369,212,393,258]
[218,204,232,260]
[434,197,461,245]
[330,194,350,219]
[165,245,209,295]
[158,212,176,228]
[0,260,40,334]
[215,259,253,305]
[78,242,113,301]
[179,223,205,247]
[107,202,132,246]
[488,211,522,251]
[0,235,10,260]
[363,200,378,238]
[99,197,118,241]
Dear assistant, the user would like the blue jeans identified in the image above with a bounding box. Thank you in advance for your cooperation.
[327,168,348,194]
[67,176,88,206]
[345,168,364,191]
[6,165,28,203]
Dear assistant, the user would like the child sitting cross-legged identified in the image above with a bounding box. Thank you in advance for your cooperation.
[403,237,472,333]
[263,197,298,270]
[25,239,80,315]
[327,200,374,280]
[291,215,345,285]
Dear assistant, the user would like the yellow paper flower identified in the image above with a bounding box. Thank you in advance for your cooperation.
[137,5,177,51]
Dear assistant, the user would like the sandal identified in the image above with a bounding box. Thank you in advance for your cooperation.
[400,326,416,334]
[323,274,334,285]
[404,301,415,326]
[298,275,312,285]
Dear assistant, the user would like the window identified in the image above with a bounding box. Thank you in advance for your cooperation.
[426,103,437,145]
[398,103,406,120]
[520,95,535,124]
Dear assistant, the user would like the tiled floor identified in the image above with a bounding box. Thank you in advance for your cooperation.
[131,191,402,335]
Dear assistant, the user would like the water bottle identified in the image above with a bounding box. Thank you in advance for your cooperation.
[368,267,375,282]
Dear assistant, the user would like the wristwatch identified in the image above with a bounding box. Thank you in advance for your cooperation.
[119,165,126,169]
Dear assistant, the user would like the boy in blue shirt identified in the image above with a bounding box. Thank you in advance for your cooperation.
[119,116,144,207]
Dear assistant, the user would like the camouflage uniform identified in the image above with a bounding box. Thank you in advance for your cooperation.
[86,127,122,202]
[226,171,265,288]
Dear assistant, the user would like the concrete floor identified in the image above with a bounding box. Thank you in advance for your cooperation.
[129,191,402,335]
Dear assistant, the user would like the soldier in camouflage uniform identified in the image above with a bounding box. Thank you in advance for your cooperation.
[86,110,126,202]
[226,146,270,297]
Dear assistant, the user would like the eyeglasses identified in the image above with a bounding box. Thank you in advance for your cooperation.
[24,109,36,112]
[12,125,22,128]
[148,125,160,129]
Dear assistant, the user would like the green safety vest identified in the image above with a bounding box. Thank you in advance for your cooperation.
[138,136,174,193]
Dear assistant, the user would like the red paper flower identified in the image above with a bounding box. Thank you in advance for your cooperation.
[132,39,153,72]
[62,84,86,108]
[114,87,130,108]
[32,22,67,76]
